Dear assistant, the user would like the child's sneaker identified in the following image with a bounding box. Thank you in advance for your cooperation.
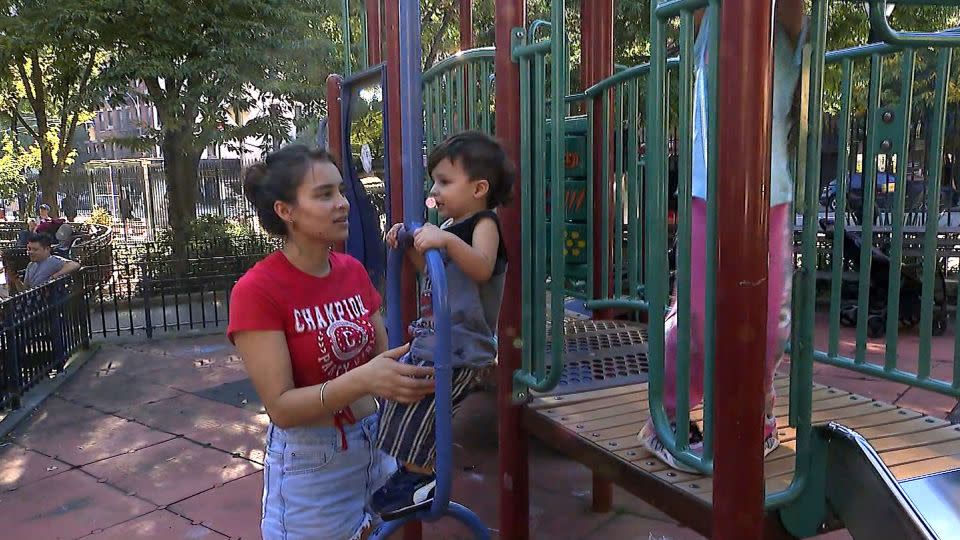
[638,420,704,473]
[764,414,780,458]
[370,466,437,521]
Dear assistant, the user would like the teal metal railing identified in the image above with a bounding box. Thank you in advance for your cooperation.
[511,0,960,519]
[422,47,497,149]
[812,22,960,396]
[420,47,496,223]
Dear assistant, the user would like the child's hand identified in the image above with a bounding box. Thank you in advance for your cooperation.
[385,223,404,249]
[413,223,448,253]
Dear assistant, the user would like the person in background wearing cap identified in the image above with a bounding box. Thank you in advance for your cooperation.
[35,204,66,235]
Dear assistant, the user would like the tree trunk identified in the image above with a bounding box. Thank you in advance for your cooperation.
[161,129,202,259]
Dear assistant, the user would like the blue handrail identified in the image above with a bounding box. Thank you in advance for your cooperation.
[373,0,488,536]
[386,225,453,519]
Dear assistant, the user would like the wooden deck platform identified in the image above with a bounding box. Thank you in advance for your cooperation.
[523,321,960,538]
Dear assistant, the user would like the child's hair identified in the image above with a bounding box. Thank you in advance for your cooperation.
[427,131,515,209]
[243,145,341,236]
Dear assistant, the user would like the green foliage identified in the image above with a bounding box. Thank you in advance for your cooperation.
[0,134,39,199]
[102,0,337,157]
[0,0,112,211]
[88,206,112,226]
[157,214,254,243]
[153,214,267,257]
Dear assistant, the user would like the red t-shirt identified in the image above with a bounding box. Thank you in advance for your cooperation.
[227,250,381,388]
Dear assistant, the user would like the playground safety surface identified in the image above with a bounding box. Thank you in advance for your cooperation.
[1,329,953,539]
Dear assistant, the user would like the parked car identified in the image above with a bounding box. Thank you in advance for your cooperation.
[820,171,898,211]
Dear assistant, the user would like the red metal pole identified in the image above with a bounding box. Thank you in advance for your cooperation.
[583,0,615,305]
[365,0,382,65]
[459,0,473,50]
[713,0,773,538]
[326,74,344,167]
[385,3,421,537]
[495,1,528,539]
[384,0,418,330]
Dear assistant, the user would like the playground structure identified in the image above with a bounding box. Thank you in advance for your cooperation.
[327,0,960,538]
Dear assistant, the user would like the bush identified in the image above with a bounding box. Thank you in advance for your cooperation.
[89,206,112,226]
[152,214,273,261]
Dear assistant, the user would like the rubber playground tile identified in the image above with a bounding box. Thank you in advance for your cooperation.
[13,409,174,467]
[585,512,707,540]
[192,378,265,414]
[0,469,154,540]
[156,362,249,393]
[168,471,263,540]
[120,336,235,363]
[82,437,261,506]
[0,443,71,491]
[526,486,619,540]
[894,387,959,419]
[118,393,268,462]
[56,370,183,414]
[85,509,228,539]
[812,369,910,405]
[80,345,178,378]
[9,396,103,435]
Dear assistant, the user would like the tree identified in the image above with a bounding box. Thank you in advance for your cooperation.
[102,0,337,248]
[0,1,110,216]
[0,132,38,201]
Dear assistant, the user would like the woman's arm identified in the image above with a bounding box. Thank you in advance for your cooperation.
[371,311,388,354]
[234,329,435,429]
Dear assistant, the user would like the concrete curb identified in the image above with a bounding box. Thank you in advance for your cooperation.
[0,343,102,439]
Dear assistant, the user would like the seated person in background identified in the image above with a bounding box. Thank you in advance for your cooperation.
[35,204,66,235]
[23,233,80,289]
[15,219,38,247]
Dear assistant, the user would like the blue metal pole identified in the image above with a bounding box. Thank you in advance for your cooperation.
[398,0,426,225]
[376,1,486,536]
[398,0,452,522]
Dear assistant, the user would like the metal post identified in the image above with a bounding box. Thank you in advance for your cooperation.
[327,75,345,170]
[459,0,474,129]
[341,0,353,75]
[384,0,418,328]
[495,0,528,538]
[582,0,614,306]
[327,74,346,253]
[142,160,155,240]
[365,0,382,65]
[713,0,773,538]
[459,0,473,50]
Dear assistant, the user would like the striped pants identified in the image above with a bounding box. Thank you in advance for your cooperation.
[376,353,480,467]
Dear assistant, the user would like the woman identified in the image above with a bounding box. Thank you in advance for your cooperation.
[228,145,436,540]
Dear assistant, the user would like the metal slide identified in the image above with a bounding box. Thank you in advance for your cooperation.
[819,423,960,539]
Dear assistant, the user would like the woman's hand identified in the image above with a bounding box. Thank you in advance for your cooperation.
[385,223,404,249]
[413,223,449,253]
[360,343,436,403]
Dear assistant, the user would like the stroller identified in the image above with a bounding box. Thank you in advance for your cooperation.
[821,218,948,338]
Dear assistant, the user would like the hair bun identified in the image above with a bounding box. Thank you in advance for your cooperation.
[243,163,270,206]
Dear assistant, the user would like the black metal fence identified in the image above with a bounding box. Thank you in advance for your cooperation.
[1,275,89,410]
[0,231,274,411]
[83,158,260,241]
[84,253,264,338]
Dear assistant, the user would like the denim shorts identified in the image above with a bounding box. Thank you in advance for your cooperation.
[261,413,397,540]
